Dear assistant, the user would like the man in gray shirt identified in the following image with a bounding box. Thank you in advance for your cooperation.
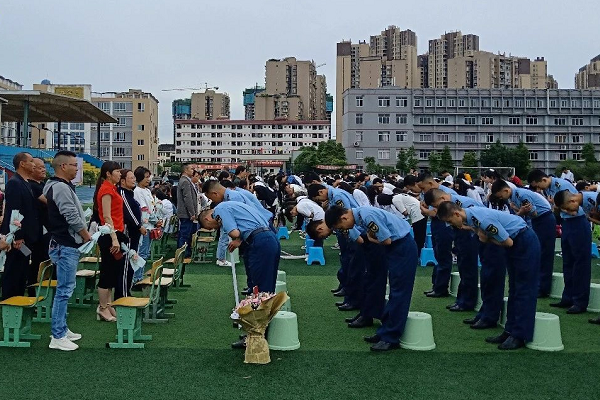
[177,163,198,257]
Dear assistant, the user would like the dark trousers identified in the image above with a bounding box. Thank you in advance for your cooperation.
[245,231,280,293]
[360,239,386,319]
[455,229,479,309]
[1,248,31,300]
[412,217,427,257]
[532,212,557,296]
[335,231,348,289]
[561,215,592,308]
[178,218,196,257]
[343,238,364,307]
[376,235,418,344]
[504,228,540,342]
[476,242,507,324]
[98,232,130,300]
[28,234,50,296]
[294,214,305,230]
[431,217,454,294]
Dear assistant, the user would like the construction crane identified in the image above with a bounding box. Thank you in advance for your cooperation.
[162,82,219,92]
[315,63,326,68]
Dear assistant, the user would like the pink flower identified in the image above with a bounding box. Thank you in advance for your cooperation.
[12,220,21,228]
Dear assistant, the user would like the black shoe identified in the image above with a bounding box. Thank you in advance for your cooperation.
[338,303,360,311]
[471,320,497,330]
[537,291,550,299]
[463,317,478,325]
[423,289,434,295]
[446,302,458,310]
[448,304,472,312]
[241,288,251,296]
[426,291,450,298]
[333,289,346,297]
[566,305,586,314]
[498,336,525,350]
[549,301,572,308]
[345,314,361,323]
[588,317,600,325]
[238,334,247,340]
[231,339,246,349]
[363,334,381,343]
[485,331,510,344]
[370,341,399,352]
[335,301,345,307]
[331,286,343,293]
[348,316,374,328]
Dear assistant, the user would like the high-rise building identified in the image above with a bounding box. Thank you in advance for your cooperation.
[428,32,480,88]
[91,89,159,173]
[243,86,265,120]
[0,75,22,146]
[575,55,600,89]
[190,89,230,120]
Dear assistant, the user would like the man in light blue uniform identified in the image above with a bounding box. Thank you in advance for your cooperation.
[492,179,555,297]
[424,189,481,312]
[528,170,590,314]
[438,201,540,350]
[325,205,417,352]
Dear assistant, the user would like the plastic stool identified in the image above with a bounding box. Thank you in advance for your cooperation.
[280,296,292,312]
[420,248,437,267]
[426,222,431,235]
[474,284,482,312]
[277,270,287,283]
[425,235,433,249]
[268,311,300,351]
[307,247,325,265]
[449,272,460,297]
[305,238,315,254]
[592,243,599,258]
[277,227,290,240]
[550,272,564,299]
[500,296,509,328]
[399,312,436,351]
[587,283,600,312]
[275,280,287,294]
[526,312,564,352]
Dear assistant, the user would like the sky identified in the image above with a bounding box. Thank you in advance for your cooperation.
[1,0,599,143]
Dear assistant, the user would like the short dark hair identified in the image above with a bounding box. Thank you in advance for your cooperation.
[324,205,347,228]
[356,173,368,182]
[575,181,589,192]
[307,183,326,199]
[134,166,150,183]
[235,165,246,175]
[217,171,230,181]
[303,172,320,185]
[202,179,221,193]
[423,188,445,206]
[437,201,461,220]
[372,178,383,185]
[376,193,393,206]
[416,172,433,183]
[490,179,510,195]
[305,220,322,240]
[403,175,418,187]
[527,170,547,184]
[220,179,234,188]
[283,202,296,223]
[13,152,31,170]
[553,190,571,208]
[54,150,77,159]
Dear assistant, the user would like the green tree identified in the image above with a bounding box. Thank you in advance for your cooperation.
[364,156,378,174]
[579,143,600,180]
[83,170,97,187]
[555,159,581,180]
[396,148,408,175]
[406,146,419,172]
[509,141,531,178]
[480,140,511,168]
[157,164,164,176]
[293,146,319,173]
[461,151,479,176]
[439,146,454,173]
[428,151,441,174]
[293,140,347,173]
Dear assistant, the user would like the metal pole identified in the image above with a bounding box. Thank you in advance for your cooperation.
[57,121,62,151]
[97,122,101,158]
[16,122,21,147]
[23,100,29,147]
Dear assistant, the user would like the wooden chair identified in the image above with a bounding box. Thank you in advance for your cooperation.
[70,246,100,308]
[162,243,187,289]
[108,258,164,349]
[0,261,54,347]
[134,257,173,323]
[29,260,58,323]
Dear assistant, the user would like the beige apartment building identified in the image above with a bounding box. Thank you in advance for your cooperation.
[428,32,480,89]
[190,89,230,120]
[0,75,22,146]
[575,55,600,89]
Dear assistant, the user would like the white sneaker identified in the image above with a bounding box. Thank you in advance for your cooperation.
[49,336,79,351]
[66,329,82,341]
[216,259,232,267]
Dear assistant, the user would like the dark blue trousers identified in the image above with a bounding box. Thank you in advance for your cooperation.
[504,228,540,342]
[561,215,592,308]
[359,239,386,319]
[343,238,365,307]
[376,235,418,344]
[431,217,454,294]
[476,242,507,324]
[531,212,557,296]
[178,218,196,257]
[335,231,348,290]
[245,231,280,293]
[454,229,480,310]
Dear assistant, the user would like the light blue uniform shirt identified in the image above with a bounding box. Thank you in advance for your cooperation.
[581,191,598,216]
[545,177,584,219]
[327,186,363,240]
[213,202,269,241]
[438,185,458,195]
[450,194,483,209]
[464,207,527,243]
[226,188,273,223]
[510,187,552,218]
[352,207,411,242]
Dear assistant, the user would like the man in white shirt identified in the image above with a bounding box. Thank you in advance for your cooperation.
[392,192,427,256]
[560,168,575,183]
[441,171,454,184]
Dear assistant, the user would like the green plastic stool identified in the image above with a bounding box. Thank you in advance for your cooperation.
[474,284,482,312]
[399,312,436,351]
[550,272,564,299]
[277,270,286,283]
[526,312,564,352]
[268,311,300,351]
[280,296,292,312]
[108,305,152,349]
[587,283,600,312]
[500,296,509,328]
[449,272,460,297]
[275,280,287,294]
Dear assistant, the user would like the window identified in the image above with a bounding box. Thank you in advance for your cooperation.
[537,99,544,108]
[100,132,110,141]
[464,117,476,125]
[378,131,390,142]
[573,152,582,161]
[98,102,110,113]
[419,150,431,160]
[414,98,422,106]
[482,99,489,107]
[100,147,110,157]
[448,99,456,107]
[493,99,500,108]
[558,152,567,161]
[137,103,145,112]
[396,114,407,124]
[437,117,448,125]
[515,99,523,107]
[436,99,444,107]
[508,133,521,143]
[470,99,478,107]
[378,96,390,107]
[595,100,600,108]
[504,99,512,107]
[459,99,466,107]
[426,98,433,107]
[526,99,533,108]
[437,133,449,142]
[526,116,538,125]
[116,117,127,127]
[584,100,590,107]
[356,96,363,107]
[481,117,494,125]
[396,131,407,142]
[137,154,145,161]
[70,123,84,130]
[554,134,567,143]
[355,131,363,142]
[561,100,568,108]
[509,117,521,125]
[554,117,566,126]
[529,151,539,160]
[137,139,144,145]
[572,135,583,143]
[355,150,364,159]
[113,132,125,142]
[355,114,363,124]
[465,134,476,143]
[418,116,432,124]
[137,124,145,131]
[526,134,538,143]
[395,97,408,107]
[114,102,128,112]
[572,118,584,126]
[486,134,494,143]
[571,100,578,108]
[113,147,126,157]
[378,114,390,124]
[377,149,390,160]
[550,100,557,107]
[419,133,432,142]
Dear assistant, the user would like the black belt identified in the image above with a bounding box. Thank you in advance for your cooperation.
[245,227,271,244]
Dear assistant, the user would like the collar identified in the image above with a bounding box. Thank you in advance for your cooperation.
[49,176,76,190]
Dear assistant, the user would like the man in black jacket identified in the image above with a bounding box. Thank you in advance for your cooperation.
[1,152,40,300]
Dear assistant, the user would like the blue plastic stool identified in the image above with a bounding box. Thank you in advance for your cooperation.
[409,228,414,238]
[307,247,325,265]
[305,238,315,254]
[426,222,431,235]
[277,226,290,240]
[420,248,437,267]
[425,235,433,249]
[592,243,599,258]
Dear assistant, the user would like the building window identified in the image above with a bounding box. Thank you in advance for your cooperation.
[355,114,363,124]
[526,99,533,108]
[571,100,578,108]
[377,149,390,160]
[525,134,538,143]
[482,99,489,107]
[100,147,110,157]
[515,99,523,107]
[426,98,433,107]
[465,134,476,143]
[554,134,567,143]
[355,150,364,160]
[529,151,539,160]
[459,99,466,107]
[114,102,128,112]
[554,117,566,126]
[137,139,144,145]
[448,99,456,107]
[418,116,432,124]
[137,103,145,112]
[356,96,363,107]
[550,100,557,107]
[481,117,494,125]
[114,132,125,142]
[355,131,363,142]
[137,154,145,161]
[113,147,126,157]
[561,100,568,108]
[573,152,582,161]
[526,116,538,125]
[558,152,567,161]
[464,117,476,125]
[537,99,544,108]
[470,99,478,107]
[378,114,390,124]
[98,102,110,113]
[396,131,407,142]
[594,100,600,108]
[100,132,110,141]
[437,117,448,124]
[396,114,407,124]
[572,118,584,126]
[486,134,494,143]
[437,133,449,142]
[504,99,512,107]
[584,100,590,107]
[414,98,422,107]
[378,96,390,107]
[419,133,432,142]
[137,124,145,131]
[419,150,431,160]
[572,135,583,143]
[116,117,127,127]
[436,99,443,107]
[378,131,390,142]
[508,133,521,143]
[493,99,500,108]
[508,117,521,125]
[395,97,408,107]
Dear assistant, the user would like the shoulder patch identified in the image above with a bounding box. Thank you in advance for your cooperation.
[335,199,344,207]
[214,214,222,223]
[455,199,462,207]
[555,181,560,188]
[486,224,499,235]
[367,221,379,233]
[471,216,480,227]
[588,197,596,206]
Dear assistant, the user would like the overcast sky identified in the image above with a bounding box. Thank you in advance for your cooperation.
[2,0,599,143]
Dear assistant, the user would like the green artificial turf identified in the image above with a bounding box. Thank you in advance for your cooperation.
[0,232,599,400]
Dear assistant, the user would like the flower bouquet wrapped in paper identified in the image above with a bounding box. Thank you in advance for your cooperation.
[0,210,24,271]
[120,243,146,272]
[230,289,289,364]
[78,224,114,254]
[83,207,93,221]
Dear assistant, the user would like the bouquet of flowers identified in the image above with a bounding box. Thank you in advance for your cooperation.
[83,207,93,222]
[120,243,146,272]
[0,210,24,271]
[78,224,114,254]
[230,288,288,364]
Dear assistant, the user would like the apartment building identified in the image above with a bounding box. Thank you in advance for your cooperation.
[243,86,266,120]
[0,75,22,146]
[575,55,600,89]
[343,87,600,172]
[428,32,480,89]
[190,89,230,120]
[91,89,159,173]
[174,119,330,170]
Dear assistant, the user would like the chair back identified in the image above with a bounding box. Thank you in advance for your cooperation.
[35,260,54,304]
[148,257,164,304]
[172,243,187,281]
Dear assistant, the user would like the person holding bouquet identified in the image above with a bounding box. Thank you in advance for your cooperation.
[133,167,156,283]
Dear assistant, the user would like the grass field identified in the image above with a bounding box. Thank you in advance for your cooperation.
[0,232,599,400]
